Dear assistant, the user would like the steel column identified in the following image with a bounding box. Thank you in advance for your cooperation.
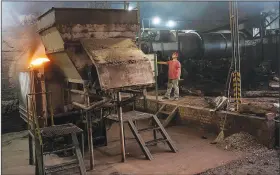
[87,112,94,170]
[117,92,126,162]
[28,133,34,165]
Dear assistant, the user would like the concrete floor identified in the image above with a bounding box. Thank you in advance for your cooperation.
[2,121,243,175]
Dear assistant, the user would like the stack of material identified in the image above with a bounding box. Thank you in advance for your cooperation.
[205,96,228,111]
[218,132,265,152]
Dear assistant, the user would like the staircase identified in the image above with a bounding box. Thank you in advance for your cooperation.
[35,124,87,175]
[106,111,178,160]
[154,104,178,127]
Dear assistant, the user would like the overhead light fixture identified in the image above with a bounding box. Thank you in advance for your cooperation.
[152,17,161,25]
[166,20,176,28]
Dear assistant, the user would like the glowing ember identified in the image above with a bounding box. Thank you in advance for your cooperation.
[30,57,50,67]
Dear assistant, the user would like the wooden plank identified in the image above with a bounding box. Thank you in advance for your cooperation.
[128,120,153,160]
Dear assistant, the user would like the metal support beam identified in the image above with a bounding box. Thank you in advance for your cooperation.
[28,133,34,165]
[137,2,141,50]
[117,92,126,162]
[154,53,159,111]
[278,2,280,122]
[87,112,94,170]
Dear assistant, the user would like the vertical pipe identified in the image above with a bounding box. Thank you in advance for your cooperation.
[41,66,48,127]
[117,92,126,162]
[235,1,242,104]
[26,95,30,130]
[260,12,265,62]
[137,2,141,50]
[49,93,54,126]
[87,112,94,169]
[154,53,159,111]
[153,53,158,143]
[28,133,34,165]
[278,2,280,119]
[144,88,147,112]
[81,133,84,158]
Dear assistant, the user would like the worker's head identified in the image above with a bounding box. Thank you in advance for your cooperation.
[172,52,179,60]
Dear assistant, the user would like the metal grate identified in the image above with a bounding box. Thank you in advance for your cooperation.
[40,123,83,138]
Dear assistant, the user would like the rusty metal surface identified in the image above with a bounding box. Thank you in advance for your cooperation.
[106,111,154,122]
[40,27,64,52]
[81,38,154,90]
[47,52,82,80]
[60,31,137,41]
[54,8,138,25]
[37,10,55,33]
[37,8,138,33]
[37,8,153,91]
[57,23,138,40]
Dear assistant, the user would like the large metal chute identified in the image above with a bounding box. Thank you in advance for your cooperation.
[37,8,154,91]
[81,38,154,90]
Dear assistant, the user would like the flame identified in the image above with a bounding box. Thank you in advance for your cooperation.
[29,43,49,68]
[30,57,50,67]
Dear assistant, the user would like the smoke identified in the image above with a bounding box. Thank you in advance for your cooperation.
[24,26,43,63]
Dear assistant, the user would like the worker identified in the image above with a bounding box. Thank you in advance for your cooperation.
[158,51,181,100]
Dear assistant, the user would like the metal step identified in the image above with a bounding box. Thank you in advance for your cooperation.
[138,127,160,133]
[44,160,79,174]
[145,138,167,146]
[43,146,75,155]
[159,110,171,115]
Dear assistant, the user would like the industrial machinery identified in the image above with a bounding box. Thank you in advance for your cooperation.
[141,26,279,95]
[18,8,178,174]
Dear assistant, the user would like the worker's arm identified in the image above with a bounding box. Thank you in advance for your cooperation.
[157,61,168,65]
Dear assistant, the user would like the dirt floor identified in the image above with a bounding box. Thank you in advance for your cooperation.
[3,120,279,175]
[2,122,242,175]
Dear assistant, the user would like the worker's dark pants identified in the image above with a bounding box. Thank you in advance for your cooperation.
[164,79,179,98]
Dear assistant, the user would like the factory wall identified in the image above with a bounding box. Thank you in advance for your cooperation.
[135,98,275,148]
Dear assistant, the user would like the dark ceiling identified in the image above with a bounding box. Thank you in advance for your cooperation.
[2,1,278,31]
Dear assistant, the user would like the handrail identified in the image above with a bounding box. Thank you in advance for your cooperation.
[72,97,112,111]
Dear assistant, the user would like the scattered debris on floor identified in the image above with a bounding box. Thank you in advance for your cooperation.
[199,132,280,175]
[199,149,279,175]
[217,132,265,152]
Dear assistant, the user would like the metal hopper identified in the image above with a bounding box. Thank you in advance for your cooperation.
[37,8,154,91]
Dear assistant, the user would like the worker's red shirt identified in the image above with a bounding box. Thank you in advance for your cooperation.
[167,60,181,80]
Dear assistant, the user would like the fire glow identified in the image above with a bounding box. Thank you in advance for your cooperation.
[30,57,50,67]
